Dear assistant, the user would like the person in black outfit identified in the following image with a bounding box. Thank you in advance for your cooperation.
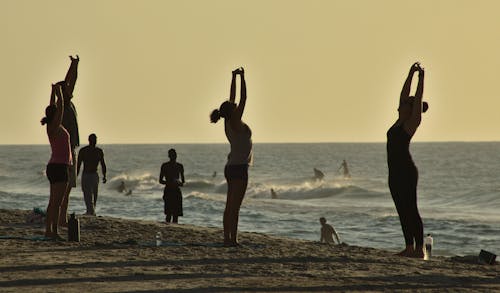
[159,149,185,223]
[387,62,428,258]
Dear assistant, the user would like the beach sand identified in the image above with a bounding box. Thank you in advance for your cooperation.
[0,209,498,292]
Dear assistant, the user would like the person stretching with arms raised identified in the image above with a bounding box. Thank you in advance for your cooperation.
[387,62,428,258]
[41,83,72,240]
[211,67,252,247]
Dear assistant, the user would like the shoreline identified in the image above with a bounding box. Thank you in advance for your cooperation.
[0,209,498,292]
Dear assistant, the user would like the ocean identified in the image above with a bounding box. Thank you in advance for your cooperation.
[0,143,499,257]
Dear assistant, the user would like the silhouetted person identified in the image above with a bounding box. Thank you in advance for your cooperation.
[319,217,340,244]
[159,149,185,223]
[387,62,428,258]
[118,181,126,193]
[77,133,107,216]
[59,55,80,226]
[338,159,351,178]
[313,168,325,181]
[210,67,252,247]
[212,171,217,178]
[41,83,71,240]
[271,188,278,199]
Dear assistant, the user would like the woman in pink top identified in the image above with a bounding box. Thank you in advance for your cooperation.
[41,83,72,240]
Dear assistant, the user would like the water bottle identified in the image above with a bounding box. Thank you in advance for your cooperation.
[424,234,433,260]
[155,231,162,246]
[68,213,80,242]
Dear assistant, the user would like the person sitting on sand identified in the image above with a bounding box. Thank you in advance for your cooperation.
[159,149,185,223]
[319,217,340,244]
[313,168,325,181]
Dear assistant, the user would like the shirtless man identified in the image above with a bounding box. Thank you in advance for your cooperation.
[159,149,185,223]
[77,133,107,215]
[320,217,340,244]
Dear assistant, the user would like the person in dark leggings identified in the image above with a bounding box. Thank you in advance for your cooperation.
[210,67,252,247]
[387,62,428,258]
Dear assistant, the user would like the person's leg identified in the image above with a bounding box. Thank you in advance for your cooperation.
[390,179,414,256]
[172,215,178,223]
[166,214,172,223]
[82,174,93,215]
[46,182,67,238]
[223,181,233,245]
[408,175,424,258]
[60,163,75,226]
[228,179,247,245]
[93,175,99,214]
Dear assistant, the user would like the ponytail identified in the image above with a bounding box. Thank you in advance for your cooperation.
[422,101,429,113]
[41,117,48,125]
[210,109,221,123]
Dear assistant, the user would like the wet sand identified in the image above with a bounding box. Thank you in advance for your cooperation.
[0,209,498,292]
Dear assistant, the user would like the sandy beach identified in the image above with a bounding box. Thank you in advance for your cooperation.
[0,209,498,292]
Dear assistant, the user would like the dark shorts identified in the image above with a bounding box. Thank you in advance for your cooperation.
[163,187,183,216]
[46,163,69,184]
[224,164,249,181]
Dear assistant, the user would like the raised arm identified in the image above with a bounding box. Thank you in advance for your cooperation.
[233,68,247,121]
[229,70,237,103]
[400,63,419,105]
[64,55,79,98]
[48,84,64,136]
[411,67,425,124]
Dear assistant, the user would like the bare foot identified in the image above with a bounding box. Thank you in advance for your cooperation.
[396,247,414,257]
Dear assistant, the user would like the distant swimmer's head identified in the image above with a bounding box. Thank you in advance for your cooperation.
[210,101,236,123]
[168,148,177,160]
[41,105,57,125]
[88,133,97,146]
[319,217,326,225]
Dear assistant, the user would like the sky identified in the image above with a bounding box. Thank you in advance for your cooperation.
[2,0,500,144]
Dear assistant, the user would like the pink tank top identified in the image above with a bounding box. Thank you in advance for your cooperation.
[48,127,73,165]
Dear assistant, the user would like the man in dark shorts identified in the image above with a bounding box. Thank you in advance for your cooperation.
[159,149,185,223]
[77,134,107,215]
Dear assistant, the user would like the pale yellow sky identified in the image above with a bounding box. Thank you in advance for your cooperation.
[1,0,500,144]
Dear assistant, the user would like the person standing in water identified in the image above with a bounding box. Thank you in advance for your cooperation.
[387,62,428,258]
[338,159,351,178]
[41,83,72,240]
[210,67,252,247]
[77,133,107,216]
[59,55,80,227]
[159,149,185,223]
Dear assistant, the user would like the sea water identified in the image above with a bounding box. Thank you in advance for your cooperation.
[0,143,499,256]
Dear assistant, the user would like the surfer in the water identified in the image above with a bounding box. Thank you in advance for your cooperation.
[313,168,325,181]
[387,62,428,258]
